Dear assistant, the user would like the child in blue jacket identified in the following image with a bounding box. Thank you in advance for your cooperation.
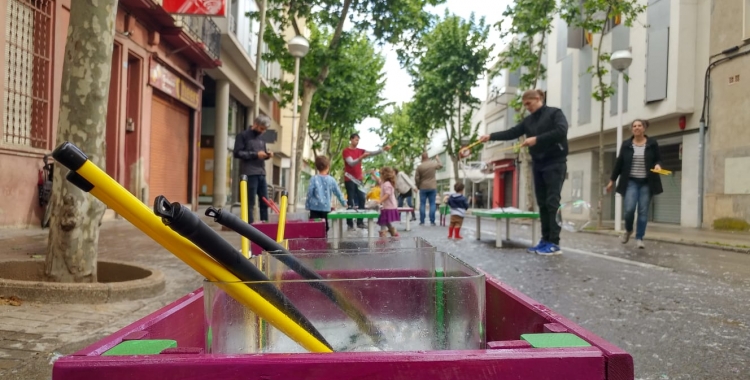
[447,182,470,239]
[306,156,347,233]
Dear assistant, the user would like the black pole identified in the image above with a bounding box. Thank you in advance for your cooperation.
[153,196,332,350]
[206,207,385,346]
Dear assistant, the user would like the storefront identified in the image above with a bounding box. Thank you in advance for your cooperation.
[492,159,517,208]
[147,60,201,204]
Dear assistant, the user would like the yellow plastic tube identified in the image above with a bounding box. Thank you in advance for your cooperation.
[277,194,288,243]
[74,161,331,353]
[240,176,250,258]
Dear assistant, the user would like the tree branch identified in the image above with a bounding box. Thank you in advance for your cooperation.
[315,0,354,84]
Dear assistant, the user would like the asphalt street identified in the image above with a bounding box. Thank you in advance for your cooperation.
[403,217,749,380]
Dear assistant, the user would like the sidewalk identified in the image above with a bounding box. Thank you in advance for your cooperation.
[0,216,234,380]
[461,214,750,254]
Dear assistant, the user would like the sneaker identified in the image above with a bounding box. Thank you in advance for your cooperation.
[621,231,632,244]
[527,240,547,254]
[536,243,563,256]
[637,239,645,249]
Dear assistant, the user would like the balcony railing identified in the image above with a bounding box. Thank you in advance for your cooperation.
[180,15,221,60]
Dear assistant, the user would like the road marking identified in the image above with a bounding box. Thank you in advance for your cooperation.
[462,226,671,271]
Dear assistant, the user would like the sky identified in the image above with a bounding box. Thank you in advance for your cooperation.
[355,0,511,151]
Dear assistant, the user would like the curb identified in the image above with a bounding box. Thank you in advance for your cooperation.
[462,214,750,254]
[579,229,750,254]
[0,260,166,303]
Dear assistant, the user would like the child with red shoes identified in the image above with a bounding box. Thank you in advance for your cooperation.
[447,182,470,239]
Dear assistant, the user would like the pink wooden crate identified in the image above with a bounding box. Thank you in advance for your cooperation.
[52,272,632,380]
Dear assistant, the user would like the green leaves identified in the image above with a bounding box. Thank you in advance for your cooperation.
[404,11,491,180]
[374,102,428,174]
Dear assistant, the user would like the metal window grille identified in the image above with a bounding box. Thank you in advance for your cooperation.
[3,0,52,148]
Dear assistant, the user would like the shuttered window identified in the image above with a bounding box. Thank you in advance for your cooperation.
[578,46,592,125]
[645,0,670,103]
[149,93,191,204]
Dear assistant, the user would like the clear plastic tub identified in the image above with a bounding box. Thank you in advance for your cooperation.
[203,251,485,354]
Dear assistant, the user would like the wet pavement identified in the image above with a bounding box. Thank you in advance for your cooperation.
[0,215,748,380]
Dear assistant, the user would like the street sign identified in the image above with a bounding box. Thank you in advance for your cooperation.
[162,0,226,16]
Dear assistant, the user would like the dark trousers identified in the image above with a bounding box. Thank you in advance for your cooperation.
[397,191,416,219]
[344,180,366,227]
[532,162,566,245]
[246,174,269,223]
[309,210,330,232]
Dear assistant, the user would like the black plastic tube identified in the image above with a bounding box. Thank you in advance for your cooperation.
[153,196,332,350]
[206,207,385,346]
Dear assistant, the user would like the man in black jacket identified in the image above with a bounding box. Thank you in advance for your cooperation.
[479,89,568,255]
[233,115,274,223]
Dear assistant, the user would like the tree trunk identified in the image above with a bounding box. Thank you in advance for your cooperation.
[594,26,608,229]
[293,82,318,198]
[596,99,607,228]
[453,98,461,182]
[44,0,117,283]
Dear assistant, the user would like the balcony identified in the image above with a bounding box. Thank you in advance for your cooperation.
[174,15,222,61]
[118,0,222,69]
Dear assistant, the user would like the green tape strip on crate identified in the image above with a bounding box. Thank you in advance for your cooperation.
[102,339,177,356]
[435,268,445,349]
[521,333,591,348]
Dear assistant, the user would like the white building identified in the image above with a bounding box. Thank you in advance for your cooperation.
[538,0,710,227]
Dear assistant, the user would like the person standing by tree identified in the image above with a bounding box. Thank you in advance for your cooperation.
[415,152,443,226]
[343,133,391,230]
[479,89,568,255]
[606,119,663,249]
[233,115,274,223]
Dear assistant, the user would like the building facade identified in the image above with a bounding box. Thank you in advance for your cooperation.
[200,0,291,208]
[1,0,220,227]
[704,0,750,228]
[540,0,710,227]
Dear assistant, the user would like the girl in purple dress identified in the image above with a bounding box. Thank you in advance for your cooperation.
[377,167,400,237]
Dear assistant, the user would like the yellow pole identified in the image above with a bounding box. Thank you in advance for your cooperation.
[240,175,250,258]
[71,161,331,353]
[277,193,288,243]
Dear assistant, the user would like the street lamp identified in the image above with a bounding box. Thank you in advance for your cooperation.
[287,35,310,212]
[610,49,633,232]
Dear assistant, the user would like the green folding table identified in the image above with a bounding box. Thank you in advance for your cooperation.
[327,209,380,240]
[471,209,540,248]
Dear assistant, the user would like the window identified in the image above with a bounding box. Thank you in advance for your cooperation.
[3,0,53,149]
[645,0,670,102]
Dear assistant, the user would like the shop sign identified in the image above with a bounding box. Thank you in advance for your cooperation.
[149,59,201,109]
[162,0,226,16]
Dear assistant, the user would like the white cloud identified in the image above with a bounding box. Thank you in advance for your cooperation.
[355,0,511,151]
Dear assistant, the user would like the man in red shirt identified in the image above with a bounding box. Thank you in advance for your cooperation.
[343,133,390,230]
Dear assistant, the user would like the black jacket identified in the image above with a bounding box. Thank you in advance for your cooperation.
[489,105,568,166]
[233,128,270,176]
[610,136,663,196]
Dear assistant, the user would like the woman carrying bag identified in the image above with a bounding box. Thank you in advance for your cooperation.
[606,119,664,249]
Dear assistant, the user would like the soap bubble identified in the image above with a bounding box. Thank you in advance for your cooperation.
[460,161,489,184]
[556,200,593,232]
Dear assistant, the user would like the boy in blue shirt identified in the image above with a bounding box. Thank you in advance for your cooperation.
[306,156,347,233]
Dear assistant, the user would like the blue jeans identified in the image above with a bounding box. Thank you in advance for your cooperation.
[623,180,651,240]
[419,189,437,224]
[246,175,269,223]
